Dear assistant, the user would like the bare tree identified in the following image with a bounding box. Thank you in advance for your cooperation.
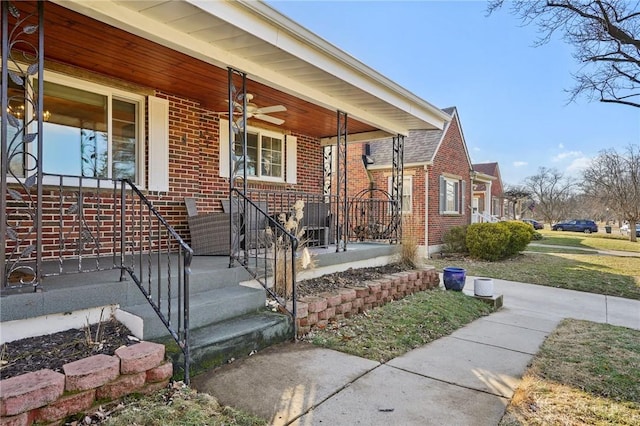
[582,144,640,241]
[524,167,576,224]
[488,0,640,108]
[501,185,532,220]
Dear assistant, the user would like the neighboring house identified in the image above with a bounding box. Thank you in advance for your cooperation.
[471,162,505,222]
[2,1,450,377]
[347,107,475,256]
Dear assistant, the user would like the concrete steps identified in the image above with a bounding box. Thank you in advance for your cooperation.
[163,310,293,379]
[117,283,268,340]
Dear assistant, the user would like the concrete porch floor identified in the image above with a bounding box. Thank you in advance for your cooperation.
[1,242,399,343]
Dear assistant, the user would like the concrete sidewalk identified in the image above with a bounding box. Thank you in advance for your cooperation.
[191,277,640,425]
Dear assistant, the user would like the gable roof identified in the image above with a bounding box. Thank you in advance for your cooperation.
[473,162,499,177]
[368,128,445,166]
[368,106,471,170]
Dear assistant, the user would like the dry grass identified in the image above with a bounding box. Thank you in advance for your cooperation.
[306,289,494,362]
[500,319,640,425]
[97,383,266,426]
[399,216,419,268]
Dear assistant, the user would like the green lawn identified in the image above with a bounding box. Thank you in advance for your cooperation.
[537,229,639,252]
[428,250,640,300]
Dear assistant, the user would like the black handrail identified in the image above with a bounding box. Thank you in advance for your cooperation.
[229,189,298,336]
[121,180,193,384]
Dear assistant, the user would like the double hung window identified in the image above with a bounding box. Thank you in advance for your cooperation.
[3,70,144,184]
[233,129,283,180]
[388,175,413,213]
[439,175,466,215]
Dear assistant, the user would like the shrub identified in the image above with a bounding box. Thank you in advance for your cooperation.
[442,225,469,254]
[531,231,543,241]
[466,221,533,261]
[466,223,510,261]
[504,221,534,257]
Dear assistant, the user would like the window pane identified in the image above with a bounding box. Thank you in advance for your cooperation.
[3,78,25,177]
[402,195,411,212]
[112,99,137,180]
[261,135,282,177]
[234,132,258,176]
[38,80,108,177]
[446,180,456,212]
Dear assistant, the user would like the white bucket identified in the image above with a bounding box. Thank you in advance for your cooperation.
[474,278,494,297]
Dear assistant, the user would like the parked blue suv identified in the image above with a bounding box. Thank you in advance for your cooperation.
[552,219,598,234]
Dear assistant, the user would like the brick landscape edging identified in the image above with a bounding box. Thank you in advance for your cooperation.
[293,266,440,336]
[0,341,172,425]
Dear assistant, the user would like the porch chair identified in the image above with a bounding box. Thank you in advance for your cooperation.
[301,202,331,248]
[184,197,231,255]
[221,198,271,250]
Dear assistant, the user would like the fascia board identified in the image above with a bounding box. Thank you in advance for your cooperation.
[367,161,432,171]
[229,1,449,129]
[320,130,391,146]
[472,172,496,182]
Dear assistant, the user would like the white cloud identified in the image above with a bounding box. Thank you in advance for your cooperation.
[552,150,583,162]
[513,161,527,167]
[473,147,481,152]
[558,143,565,149]
[566,156,593,174]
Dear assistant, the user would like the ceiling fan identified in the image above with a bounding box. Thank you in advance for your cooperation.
[219,93,287,126]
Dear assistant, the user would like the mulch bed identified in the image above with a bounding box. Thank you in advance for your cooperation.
[1,263,411,381]
[1,319,136,380]
[296,263,407,297]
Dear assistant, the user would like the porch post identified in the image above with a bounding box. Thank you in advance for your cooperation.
[391,134,405,244]
[335,110,348,252]
[35,1,44,287]
[2,1,44,289]
[1,1,8,288]
[227,67,248,266]
[485,181,492,219]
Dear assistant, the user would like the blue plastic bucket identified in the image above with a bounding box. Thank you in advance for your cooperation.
[443,267,466,291]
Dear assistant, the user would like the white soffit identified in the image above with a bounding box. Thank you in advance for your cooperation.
[55,0,448,134]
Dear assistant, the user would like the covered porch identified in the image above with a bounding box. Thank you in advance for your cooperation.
[2,0,447,382]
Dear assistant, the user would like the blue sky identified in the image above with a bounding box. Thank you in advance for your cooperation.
[268,0,640,186]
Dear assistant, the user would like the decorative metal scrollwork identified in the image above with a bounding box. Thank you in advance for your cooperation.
[335,111,348,251]
[2,1,44,289]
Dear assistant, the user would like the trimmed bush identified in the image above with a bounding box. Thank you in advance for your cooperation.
[442,225,469,254]
[465,221,533,261]
[531,231,543,241]
[466,222,511,261]
[504,220,535,257]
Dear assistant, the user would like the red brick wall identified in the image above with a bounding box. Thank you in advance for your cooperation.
[128,91,324,244]
[4,89,325,262]
[426,115,472,247]
[345,143,373,197]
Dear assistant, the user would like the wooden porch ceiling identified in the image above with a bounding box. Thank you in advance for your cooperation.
[22,1,379,140]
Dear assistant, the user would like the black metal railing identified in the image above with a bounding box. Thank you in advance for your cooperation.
[350,188,401,242]
[2,174,193,383]
[243,188,401,245]
[229,189,298,333]
[121,179,193,384]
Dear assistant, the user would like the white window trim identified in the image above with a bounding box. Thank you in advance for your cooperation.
[19,69,146,188]
[388,175,412,214]
[443,176,460,215]
[220,119,293,184]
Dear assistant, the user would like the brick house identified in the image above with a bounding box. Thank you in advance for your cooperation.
[348,107,476,256]
[471,162,505,222]
[2,1,451,377]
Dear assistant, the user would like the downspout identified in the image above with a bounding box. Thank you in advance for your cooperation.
[424,164,429,258]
